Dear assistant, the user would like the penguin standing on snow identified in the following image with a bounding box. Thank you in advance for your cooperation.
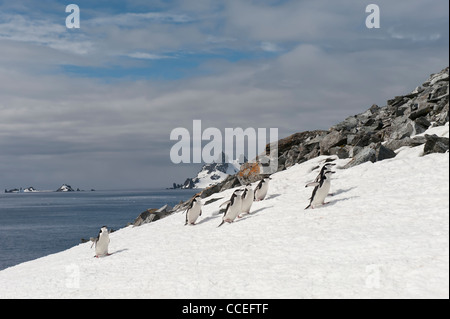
[305,168,335,209]
[91,226,111,257]
[238,183,254,218]
[185,194,202,225]
[254,177,271,201]
[218,189,243,227]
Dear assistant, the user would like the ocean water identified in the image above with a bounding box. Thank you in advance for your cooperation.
[0,189,198,271]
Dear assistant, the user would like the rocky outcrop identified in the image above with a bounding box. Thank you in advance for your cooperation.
[132,204,174,227]
[132,67,449,228]
[267,67,448,172]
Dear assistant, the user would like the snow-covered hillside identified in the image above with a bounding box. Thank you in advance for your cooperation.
[174,154,241,189]
[192,159,241,189]
[0,124,448,299]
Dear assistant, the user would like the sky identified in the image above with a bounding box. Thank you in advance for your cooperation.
[0,0,448,190]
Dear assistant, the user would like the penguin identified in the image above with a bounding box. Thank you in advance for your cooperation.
[313,163,335,183]
[254,177,271,201]
[305,169,335,209]
[185,194,202,225]
[218,189,243,227]
[92,226,111,257]
[238,183,254,218]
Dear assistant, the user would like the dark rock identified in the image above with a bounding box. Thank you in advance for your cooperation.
[370,104,380,113]
[375,144,396,161]
[414,116,431,130]
[132,208,159,227]
[132,204,176,227]
[275,130,328,156]
[344,147,376,168]
[409,105,432,120]
[319,131,348,155]
[345,143,396,169]
[219,174,242,191]
[384,136,427,151]
[423,134,450,155]
[388,118,414,140]
[329,146,350,159]
[331,115,358,132]
[352,131,381,147]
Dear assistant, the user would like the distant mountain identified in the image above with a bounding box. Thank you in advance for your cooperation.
[5,184,94,193]
[172,152,242,189]
[56,184,75,192]
[5,187,38,193]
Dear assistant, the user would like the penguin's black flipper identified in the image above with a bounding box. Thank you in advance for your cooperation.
[217,220,225,228]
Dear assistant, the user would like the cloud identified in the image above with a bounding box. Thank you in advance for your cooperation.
[260,42,282,52]
[87,11,194,27]
[0,0,448,190]
[0,13,93,55]
[127,52,173,60]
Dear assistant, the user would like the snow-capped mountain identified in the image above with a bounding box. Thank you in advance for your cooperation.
[172,152,241,189]
[56,184,75,192]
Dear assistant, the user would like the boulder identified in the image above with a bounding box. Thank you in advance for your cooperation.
[344,144,396,169]
[132,208,159,227]
[319,131,348,155]
[375,144,396,161]
[237,162,261,184]
[344,147,376,169]
[423,134,450,155]
[384,136,427,151]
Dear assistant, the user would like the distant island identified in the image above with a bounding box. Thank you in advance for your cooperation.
[4,184,95,193]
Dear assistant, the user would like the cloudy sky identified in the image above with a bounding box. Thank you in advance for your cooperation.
[0,0,448,190]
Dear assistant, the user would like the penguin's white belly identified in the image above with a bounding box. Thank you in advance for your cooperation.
[312,181,331,207]
[255,184,269,200]
[187,202,202,224]
[241,193,253,213]
[95,234,110,256]
[223,199,242,222]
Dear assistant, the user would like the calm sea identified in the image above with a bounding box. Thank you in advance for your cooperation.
[0,189,198,271]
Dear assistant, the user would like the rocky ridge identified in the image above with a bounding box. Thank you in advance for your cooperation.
[132,67,449,227]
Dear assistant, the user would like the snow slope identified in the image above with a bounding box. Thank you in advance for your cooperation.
[0,125,448,299]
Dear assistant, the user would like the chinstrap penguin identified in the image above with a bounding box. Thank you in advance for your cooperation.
[238,183,254,218]
[92,226,111,257]
[305,169,335,209]
[185,194,202,225]
[218,189,243,227]
[313,163,335,182]
[254,177,271,201]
